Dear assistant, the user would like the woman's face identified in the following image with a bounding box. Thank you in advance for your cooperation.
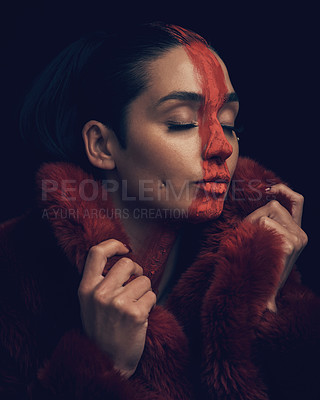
[108,45,239,222]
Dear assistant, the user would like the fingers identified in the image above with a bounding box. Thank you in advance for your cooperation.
[257,215,303,254]
[246,199,298,234]
[95,275,156,326]
[103,258,143,289]
[110,289,157,326]
[137,290,157,315]
[244,184,307,311]
[124,275,152,301]
[246,202,308,250]
[81,239,131,290]
[80,238,156,322]
[266,183,304,226]
[252,215,307,286]
[97,267,153,306]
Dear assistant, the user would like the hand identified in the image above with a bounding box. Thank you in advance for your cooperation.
[245,184,308,312]
[78,239,157,378]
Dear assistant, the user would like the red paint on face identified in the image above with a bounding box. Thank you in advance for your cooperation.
[171,26,233,222]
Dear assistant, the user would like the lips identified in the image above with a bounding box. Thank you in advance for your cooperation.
[195,178,229,184]
[194,174,230,184]
[195,181,228,194]
[194,174,230,195]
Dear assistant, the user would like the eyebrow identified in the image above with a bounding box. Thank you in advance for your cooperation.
[156,90,239,107]
[156,91,204,106]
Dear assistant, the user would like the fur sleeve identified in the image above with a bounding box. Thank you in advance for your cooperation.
[28,329,137,399]
[200,220,320,400]
[254,269,320,399]
[1,309,193,400]
[29,307,193,400]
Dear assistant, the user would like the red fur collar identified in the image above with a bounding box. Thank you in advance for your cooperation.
[36,157,287,279]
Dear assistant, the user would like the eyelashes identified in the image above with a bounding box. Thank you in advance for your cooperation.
[167,121,243,136]
[220,124,244,136]
[167,122,198,131]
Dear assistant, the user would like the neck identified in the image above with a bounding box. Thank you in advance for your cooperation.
[110,188,177,251]
[105,175,180,291]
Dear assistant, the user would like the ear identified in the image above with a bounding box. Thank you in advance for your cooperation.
[82,120,116,170]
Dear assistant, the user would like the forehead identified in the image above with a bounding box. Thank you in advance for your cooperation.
[146,45,234,100]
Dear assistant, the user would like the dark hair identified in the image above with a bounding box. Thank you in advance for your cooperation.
[19,22,207,165]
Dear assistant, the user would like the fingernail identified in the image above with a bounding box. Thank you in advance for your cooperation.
[265,187,272,192]
[123,243,133,253]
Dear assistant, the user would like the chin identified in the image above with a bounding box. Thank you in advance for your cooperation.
[186,197,225,224]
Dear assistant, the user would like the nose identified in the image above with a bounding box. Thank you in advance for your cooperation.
[201,119,233,162]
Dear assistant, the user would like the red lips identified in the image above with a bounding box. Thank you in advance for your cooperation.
[195,174,230,184]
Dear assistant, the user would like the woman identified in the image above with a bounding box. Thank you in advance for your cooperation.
[0,22,319,399]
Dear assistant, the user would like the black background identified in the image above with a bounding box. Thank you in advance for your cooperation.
[1,2,318,292]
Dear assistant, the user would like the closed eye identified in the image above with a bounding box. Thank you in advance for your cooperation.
[167,122,198,131]
[221,124,243,136]
[221,124,235,135]
[167,122,243,134]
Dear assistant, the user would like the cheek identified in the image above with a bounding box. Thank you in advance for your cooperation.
[226,139,239,177]
[126,128,202,179]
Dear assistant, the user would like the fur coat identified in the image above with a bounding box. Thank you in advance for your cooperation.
[0,157,319,400]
